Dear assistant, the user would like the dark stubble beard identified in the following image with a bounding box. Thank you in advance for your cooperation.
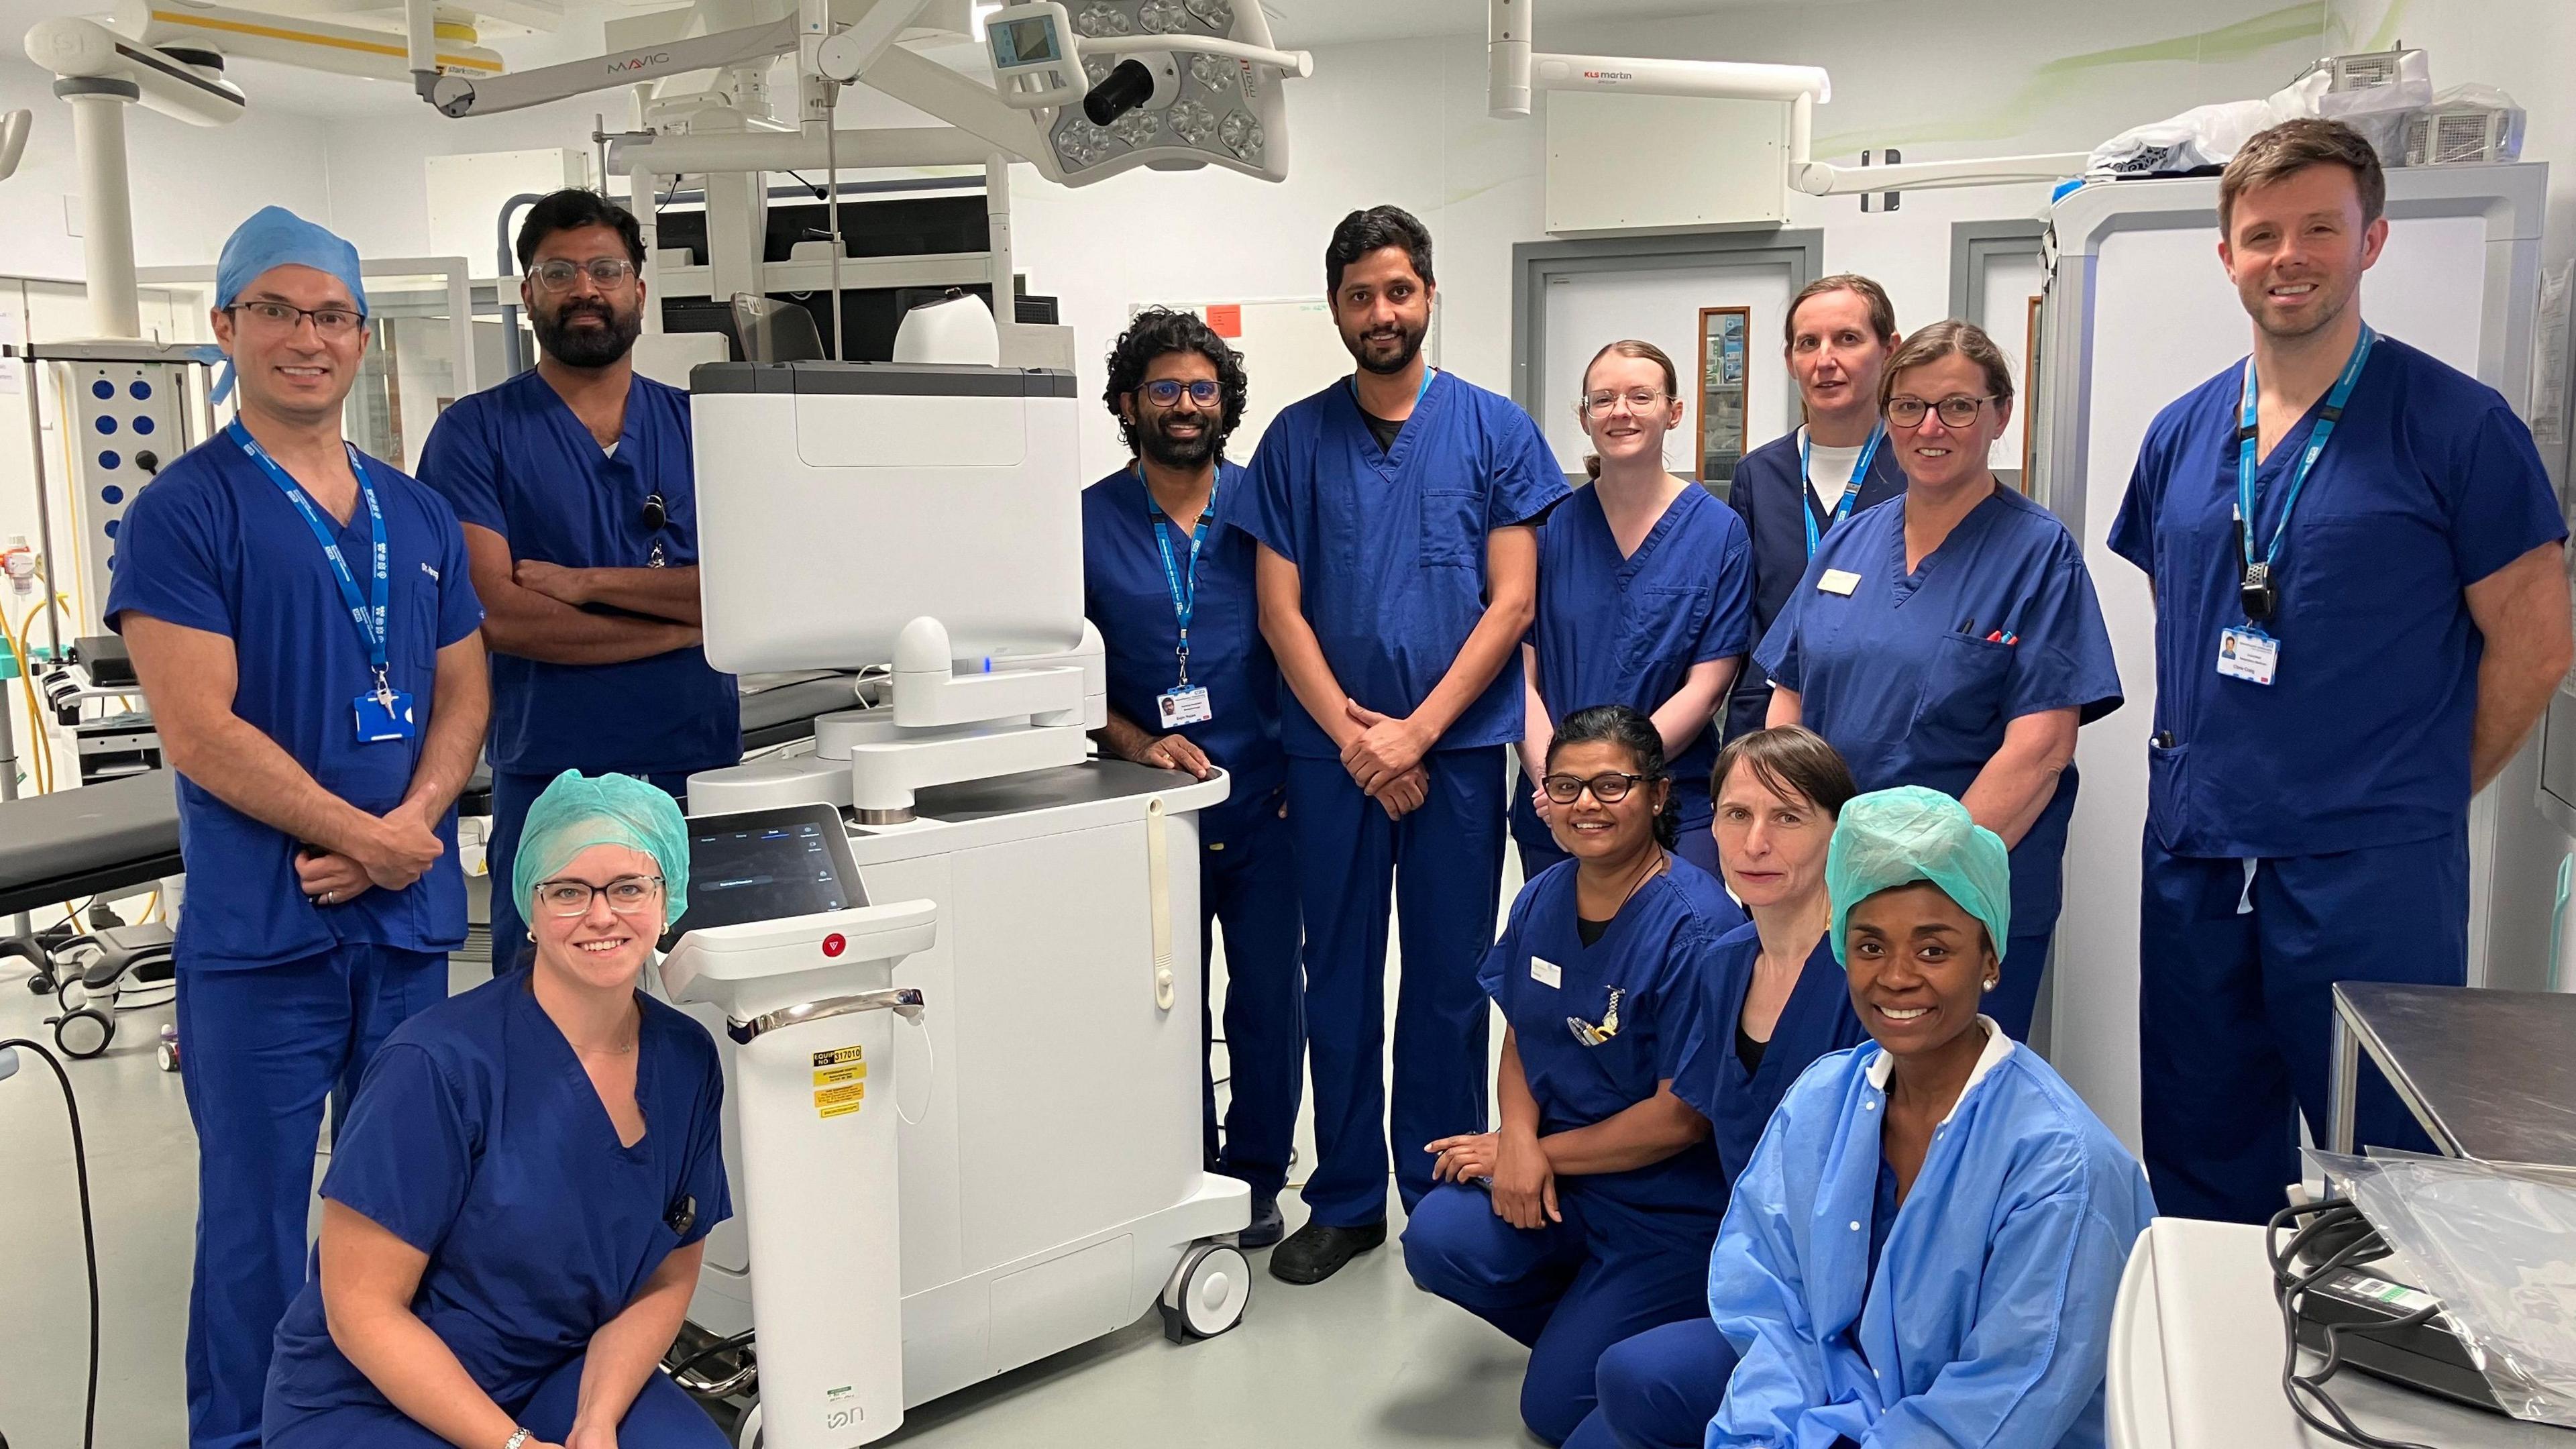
[535,295,644,368]
[1140,407,1218,468]
[1344,315,1428,376]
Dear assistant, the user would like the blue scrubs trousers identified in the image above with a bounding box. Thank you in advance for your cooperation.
[178,944,447,1449]
[1203,796,1305,1199]
[2138,829,2461,1224]
[1991,928,2055,1044]
[1560,1318,1737,1449]
[263,1347,727,1448]
[487,768,693,966]
[1289,746,1506,1226]
[1403,1184,1713,1446]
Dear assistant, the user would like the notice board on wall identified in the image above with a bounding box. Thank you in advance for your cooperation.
[1132,297,1440,462]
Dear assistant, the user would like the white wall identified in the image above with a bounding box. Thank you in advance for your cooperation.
[0,58,335,285]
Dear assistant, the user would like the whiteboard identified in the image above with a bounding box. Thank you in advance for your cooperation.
[1134,297,1440,463]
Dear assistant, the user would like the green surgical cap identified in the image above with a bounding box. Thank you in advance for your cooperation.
[512,770,692,924]
[1826,786,2012,965]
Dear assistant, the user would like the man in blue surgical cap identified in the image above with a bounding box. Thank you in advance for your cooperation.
[106,205,490,1449]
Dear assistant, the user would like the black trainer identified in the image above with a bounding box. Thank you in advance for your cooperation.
[1267,1219,1385,1284]
[1238,1195,1285,1250]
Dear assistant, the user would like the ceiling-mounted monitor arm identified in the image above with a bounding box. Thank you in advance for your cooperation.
[1485,0,2088,196]
[421,14,802,118]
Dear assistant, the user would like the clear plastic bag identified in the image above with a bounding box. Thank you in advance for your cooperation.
[2087,48,2431,176]
[2307,1148,2576,1427]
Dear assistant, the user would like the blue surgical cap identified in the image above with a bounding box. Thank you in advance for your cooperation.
[513,770,692,924]
[1826,786,2013,965]
[212,205,368,403]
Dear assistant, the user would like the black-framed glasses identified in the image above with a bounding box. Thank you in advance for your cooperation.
[1142,378,1222,407]
[531,257,638,292]
[533,874,664,917]
[1541,770,1651,805]
[1886,394,1994,429]
[228,300,364,339]
[1581,388,1668,417]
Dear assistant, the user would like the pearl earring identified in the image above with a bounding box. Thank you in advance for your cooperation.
[1981,977,1998,993]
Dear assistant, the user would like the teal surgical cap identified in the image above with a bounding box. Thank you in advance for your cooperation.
[513,770,692,924]
[1826,786,2013,965]
[212,205,368,403]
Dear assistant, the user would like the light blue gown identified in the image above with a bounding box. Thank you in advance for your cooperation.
[1706,1024,2156,1449]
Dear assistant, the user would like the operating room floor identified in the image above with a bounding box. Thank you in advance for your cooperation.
[0,868,1541,1448]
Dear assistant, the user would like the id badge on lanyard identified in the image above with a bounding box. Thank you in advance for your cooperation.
[1150,468,1217,730]
[1802,423,1884,558]
[229,422,416,743]
[2222,327,2375,688]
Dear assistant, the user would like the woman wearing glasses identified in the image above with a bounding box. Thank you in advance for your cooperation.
[1404,705,1741,1446]
[1754,321,2121,1039]
[263,772,731,1449]
[1562,726,1865,1449]
[1515,340,1754,879]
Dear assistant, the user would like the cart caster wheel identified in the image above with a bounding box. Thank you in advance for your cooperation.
[1159,1242,1250,1342]
[56,1007,113,1059]
[28,971,55,995]
[158,1041,180,1073]
[735,1402,761,1449]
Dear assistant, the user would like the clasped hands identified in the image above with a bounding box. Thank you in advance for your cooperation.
[297,801,445,907]
[1426,1126,1560,1230]
[1341,700,1432,820]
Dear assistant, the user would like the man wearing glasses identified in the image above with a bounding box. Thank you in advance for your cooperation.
[1081,309,1303,1252]
[105,207,490,1449]
[419,189,738,962]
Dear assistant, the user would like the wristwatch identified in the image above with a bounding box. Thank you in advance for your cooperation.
[502,1430,531,1449]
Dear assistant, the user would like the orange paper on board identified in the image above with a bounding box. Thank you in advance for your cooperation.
[1205,304,1243,337]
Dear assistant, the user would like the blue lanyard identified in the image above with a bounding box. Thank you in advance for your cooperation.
[2237,325,2375,584]
[229,420,390,692]
[1348,366,1434,417]
[1143,465,1218,679]
[1801,423,1884,557]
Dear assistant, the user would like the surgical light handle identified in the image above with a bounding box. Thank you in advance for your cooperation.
[1077,34,1312,78]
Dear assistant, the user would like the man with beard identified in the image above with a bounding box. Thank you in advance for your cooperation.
[1236,205,1567,1283]
[419,189,737,961]
[2110,119,2569,1224]
[1080,309,1301,1250]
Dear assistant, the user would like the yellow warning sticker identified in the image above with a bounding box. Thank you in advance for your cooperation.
[812,1045,864,1069]
[813,1061,869,1088]
[815,1081,867,1119]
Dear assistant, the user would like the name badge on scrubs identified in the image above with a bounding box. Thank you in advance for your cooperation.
[2216,626,2278,687]
[354,687,417,743]
[1157,686,1213,729]
[1529,956,1563,989]
[1819,568,1862,596]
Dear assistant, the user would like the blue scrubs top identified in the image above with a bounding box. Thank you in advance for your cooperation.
[417,369,739,777]
[1708,1029,2158,1449]
[1528,484,1753,827]
[263,970,732,1426]
[1671,922,1866,1184]
[103,437,483,971]
[1756,488,2121,939]
[1729,428,1909,658]
[1081,461,1283,843]
[2109,335,2566,858]
[1231,370,1568,757]
[1723,431,1907,743]
[1478,856,1742,1250]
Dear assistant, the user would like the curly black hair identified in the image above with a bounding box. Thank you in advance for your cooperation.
[1102,307,1248,460]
